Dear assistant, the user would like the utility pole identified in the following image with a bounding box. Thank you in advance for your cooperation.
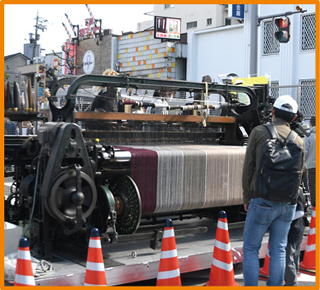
[30,11,48,59]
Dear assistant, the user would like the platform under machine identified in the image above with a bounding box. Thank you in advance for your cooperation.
[6,217,305,286]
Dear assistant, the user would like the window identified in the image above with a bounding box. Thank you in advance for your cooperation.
[270,81,280,99]
[225,18,231,26]
[262,20,280,55]
[301,13,315,51]
[299,79,316,118]
[207,18,212,26]
[164,4,174,9]
[187,21,197,29]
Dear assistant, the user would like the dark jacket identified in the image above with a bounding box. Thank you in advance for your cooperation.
[242,118,305,205]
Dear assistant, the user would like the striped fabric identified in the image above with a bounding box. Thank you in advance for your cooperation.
[115,145,246,214]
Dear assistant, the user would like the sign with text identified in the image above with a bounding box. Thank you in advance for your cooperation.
[63,42,77,75]
[154,16,181,41]
[79,18,100,37]
[228,4,245,19]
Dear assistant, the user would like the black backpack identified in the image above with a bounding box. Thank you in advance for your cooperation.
[256,124,304,203]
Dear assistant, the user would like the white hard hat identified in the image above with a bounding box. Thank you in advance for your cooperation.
[273,95,298,114]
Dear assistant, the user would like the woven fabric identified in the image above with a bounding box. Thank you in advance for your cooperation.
[115,145,246,214]
[116,146,158,213]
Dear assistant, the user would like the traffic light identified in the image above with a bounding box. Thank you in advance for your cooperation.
[274,17,290,43]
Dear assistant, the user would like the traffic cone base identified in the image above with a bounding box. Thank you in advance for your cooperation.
[84,228,107,286]
[156,219,181,286]
[259,241,270,280]
[299,268,316,276]
[299,207,316,276]
[206,263,239,286]
[14,237,35,286]
[258,275,269,281]
[206,211,238,286]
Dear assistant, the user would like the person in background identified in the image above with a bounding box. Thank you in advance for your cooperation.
[242,95,304,286]
[303,116,316,208]
[5,117,17,170]
[26,121,35,135]
[37,120,44,131]
[91,69,120,112]
[284,186,306,286]
[132,106,145,114]
[146,90,169,115]
[4,117,18,135]
[15,122,20,135]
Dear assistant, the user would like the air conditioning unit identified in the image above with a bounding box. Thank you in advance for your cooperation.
[27,60,31,65]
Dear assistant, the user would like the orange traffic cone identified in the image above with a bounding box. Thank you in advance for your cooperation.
[300,207,316,276]
[205,211,238,286]
[84,228,107,286]
[259,240,270,280]
[156,219,181,286]
[14,237,36,286]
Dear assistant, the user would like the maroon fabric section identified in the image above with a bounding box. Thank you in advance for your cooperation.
[115,146,158,214]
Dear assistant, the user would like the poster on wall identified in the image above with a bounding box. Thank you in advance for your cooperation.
[154,16,181,41]
[63,42,77,75]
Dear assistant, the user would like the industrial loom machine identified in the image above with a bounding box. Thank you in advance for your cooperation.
[4,73,305,258]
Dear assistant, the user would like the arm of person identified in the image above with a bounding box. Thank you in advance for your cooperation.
[242,128,258,209]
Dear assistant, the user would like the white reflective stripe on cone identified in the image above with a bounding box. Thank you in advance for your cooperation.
[266,247,270,257]
[157,268,180,280]
[163,229,174,238]
[17,249,32,260]
[217,220,228,231]
[15,274,35,285]
[160,249,178,259]
[305,244,316,252]
[214,240,230,251]
[211,257,233,272]
[309,227,316,235]
[89,239,102,248]
[85,261,105,271]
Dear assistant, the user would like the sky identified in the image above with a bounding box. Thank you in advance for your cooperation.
[4,4,154,56]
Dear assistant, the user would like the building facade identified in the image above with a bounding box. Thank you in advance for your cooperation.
[185,4,316,118]
[138,4,239,32]
[4,53,30,86]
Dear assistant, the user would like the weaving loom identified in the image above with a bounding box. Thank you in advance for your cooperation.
[5,73,282,256]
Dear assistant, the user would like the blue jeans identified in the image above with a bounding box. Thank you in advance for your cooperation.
[243,198,296,286]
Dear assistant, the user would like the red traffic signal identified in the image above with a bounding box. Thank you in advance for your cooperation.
[274,17,290,43]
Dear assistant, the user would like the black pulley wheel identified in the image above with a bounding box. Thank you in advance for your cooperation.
[44,170,97,223]
[109,175,141,235]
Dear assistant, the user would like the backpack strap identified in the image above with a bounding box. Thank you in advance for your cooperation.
[264,124,279,139]
[286,129,298,142]
[264,123,298,142]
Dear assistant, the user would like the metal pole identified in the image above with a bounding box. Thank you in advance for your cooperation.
[33,12,39,59]
[249,4,258,77]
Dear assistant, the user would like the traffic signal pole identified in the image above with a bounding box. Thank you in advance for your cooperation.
[248,5,307,79]
[249,5,258,77]
[257,7,307,26]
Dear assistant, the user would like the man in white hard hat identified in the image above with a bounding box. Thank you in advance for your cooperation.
[242,95,305,286]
